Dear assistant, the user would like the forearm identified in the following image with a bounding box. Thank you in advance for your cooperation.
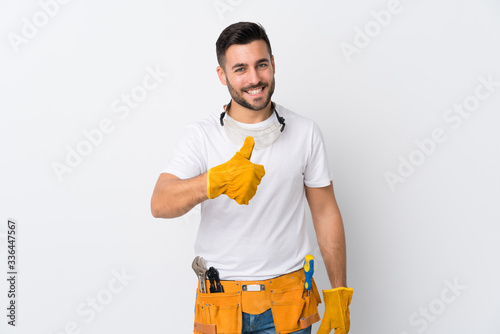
[316,213,353,334]
[317,212,347,288]
[151,173,208,219]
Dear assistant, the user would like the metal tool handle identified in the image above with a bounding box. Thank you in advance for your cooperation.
[192,256,208,293]
[207,267,224,293]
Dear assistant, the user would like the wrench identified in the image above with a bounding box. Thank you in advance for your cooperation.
[192,256,208,293]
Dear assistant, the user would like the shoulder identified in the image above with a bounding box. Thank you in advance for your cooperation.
[183,108,222,136]
[275,103,320,134]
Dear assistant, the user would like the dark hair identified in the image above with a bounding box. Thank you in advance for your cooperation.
[216,22,272,69]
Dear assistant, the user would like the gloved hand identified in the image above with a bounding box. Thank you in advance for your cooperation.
[317,287,354,334]
[207,136,265,205]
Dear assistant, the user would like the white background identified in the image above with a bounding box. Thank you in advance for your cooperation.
[1,0,499,333]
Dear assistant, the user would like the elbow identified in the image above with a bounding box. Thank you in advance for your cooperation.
[151,179,179,219]
[151,197,167,219]
[151,203,161,218]
[151,205,171,219]
[151,206,161,218]
[151,198,177,219]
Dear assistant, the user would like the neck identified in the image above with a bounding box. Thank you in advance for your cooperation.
[226,100,273,124]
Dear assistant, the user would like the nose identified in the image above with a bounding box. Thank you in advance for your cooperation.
[247,67,260,85]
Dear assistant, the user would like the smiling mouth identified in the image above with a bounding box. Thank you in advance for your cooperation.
[245,86,265,96]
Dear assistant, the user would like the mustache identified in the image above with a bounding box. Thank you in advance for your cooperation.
[242,83,267,90]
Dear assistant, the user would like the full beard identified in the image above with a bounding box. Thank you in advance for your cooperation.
[226,76,276,111]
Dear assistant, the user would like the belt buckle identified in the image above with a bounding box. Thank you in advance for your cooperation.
[242,284,265,292]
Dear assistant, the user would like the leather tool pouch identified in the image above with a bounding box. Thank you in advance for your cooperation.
[270,276,321,333]
[194,288,242,334]
[193,270,321,334]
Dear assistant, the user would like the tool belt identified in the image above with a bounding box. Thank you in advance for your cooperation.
[194,269,321,334]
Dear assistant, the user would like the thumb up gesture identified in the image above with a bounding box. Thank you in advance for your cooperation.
[207,136,265,205]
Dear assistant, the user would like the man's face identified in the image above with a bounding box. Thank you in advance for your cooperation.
[217,40,275,111]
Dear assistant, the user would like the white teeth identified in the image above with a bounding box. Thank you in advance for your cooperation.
[247,88,263,95]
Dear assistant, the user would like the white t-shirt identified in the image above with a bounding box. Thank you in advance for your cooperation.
[163,103,332,280]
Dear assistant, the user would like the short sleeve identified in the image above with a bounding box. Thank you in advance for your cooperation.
[162,123,207,179]
[303,121,332,187]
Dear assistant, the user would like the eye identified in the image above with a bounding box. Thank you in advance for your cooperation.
[235,67,244,73]
[258,63,268,68]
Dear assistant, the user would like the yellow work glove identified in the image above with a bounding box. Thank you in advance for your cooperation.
[207,136,265,205]
[317,287,354,334]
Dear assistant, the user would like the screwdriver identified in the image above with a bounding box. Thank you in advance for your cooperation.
[303,255,314,297]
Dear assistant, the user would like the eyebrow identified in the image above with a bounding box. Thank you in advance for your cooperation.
[231,58,270,70]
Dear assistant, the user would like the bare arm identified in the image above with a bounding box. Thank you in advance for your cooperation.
[306,182,347,288]
[151,173,208,219]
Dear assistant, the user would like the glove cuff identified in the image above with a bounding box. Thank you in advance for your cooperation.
[207,169,213,199]
[207,169,229,199]
[318,287,353,334]
[323,287,354,294]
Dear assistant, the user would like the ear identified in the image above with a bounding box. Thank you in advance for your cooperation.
[271,55,275,75]
[216,66,227,86]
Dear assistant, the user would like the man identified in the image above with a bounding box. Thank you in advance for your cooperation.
[151,22,353,334]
